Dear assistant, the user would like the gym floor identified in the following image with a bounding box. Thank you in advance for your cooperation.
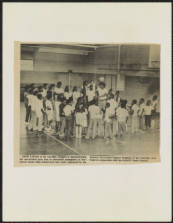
[20,103,160,157]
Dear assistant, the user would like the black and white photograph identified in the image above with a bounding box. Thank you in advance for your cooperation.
[18,43,160,164]
[3,2,171,222]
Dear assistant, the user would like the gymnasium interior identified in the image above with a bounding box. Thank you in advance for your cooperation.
[20,43,160,157]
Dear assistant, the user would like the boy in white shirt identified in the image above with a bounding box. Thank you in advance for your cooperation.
[63,98,74,138]
[54,95,62,134]
[54,81,64,100]
[151,95,159,129]
[72,86,81,106]
[97,82,108,110]
[116,100,129,137]
[28,90,38,131]
[107,93,118,136]
[86,84,96,105]
[144,100,153,129]
[138,98,145,130]
[104,102,113,139]
[86,99,100,139]
[45,93,54,133]
[35,93,44,134]
[131,99,139,134]
[64,86,72,100]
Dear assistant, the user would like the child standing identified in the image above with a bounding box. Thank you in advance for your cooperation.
[28,89,38,132]
[97,82,108,110]
[86,99,100,139]
[63,98,74,138]
[75,104,88,138]
[144,100,153,129]
[107,93,118,136]
[116,100,129,137]
[97,108,104,137]
[64,86,72,100]
[54,95,62,134]
[45,93,54,133]
[131,99,139,134]
[86,84,96,106]
[72,86,81,106]
[151,95,159,129]
[104,102,113,140]
[35,93,44,134]
[24,87,31,125]
[59,98,66,138]
[138,98,145,130]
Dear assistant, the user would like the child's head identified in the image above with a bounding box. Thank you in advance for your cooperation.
[152,95,158,101]
[33,90,38,96]
[131,99,137,105]
[37,93,42,100]
[57,81,62,88]
[38,86,43,92]
[64,86,69,92]
[106,102,110,108]
[28,88,32,94]
[99,82,105,89]
[139,98,145,104]
[43,83,48,89]
[146,100,151,106]
[73,86,77,92]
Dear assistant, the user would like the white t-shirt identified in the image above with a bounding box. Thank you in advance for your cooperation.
[54,101,61,121]
[131,104,139,117]
[88,105,100,119]
[36,99,43,117]
[144,105,153,115]
[64,92,72,100]
[97,87,108,100]
[46,100,53,112]
[54,87,64,94]
[29,95,37,112]
[116,107,129,122]
[86,89,95,102]
[42,88,47,97]
[27,94,32,106]
[104,107,113,123]
[107,99,117,115]
[73,91,80,102]
[63,105,74,117]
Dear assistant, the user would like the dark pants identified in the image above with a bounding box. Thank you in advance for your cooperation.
[145,115,151,128]
[25,104,31,122]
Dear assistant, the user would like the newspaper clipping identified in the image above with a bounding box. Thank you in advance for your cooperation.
[14,42,160,166]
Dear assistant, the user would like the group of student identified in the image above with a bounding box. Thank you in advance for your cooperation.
[23,80,159,140]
